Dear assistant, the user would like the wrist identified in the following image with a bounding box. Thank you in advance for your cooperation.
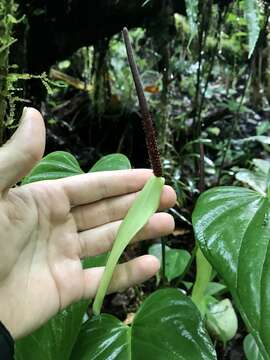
[0,321,14,359]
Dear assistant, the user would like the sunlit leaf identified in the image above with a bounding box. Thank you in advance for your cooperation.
[235,169,266,195]
[253,159,270,175]
[244,0,260,58]
[241,135,270,145]
[144,85,160,93]
[185,0,198,44]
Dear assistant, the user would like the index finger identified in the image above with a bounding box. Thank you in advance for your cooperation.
[58,169,154,206]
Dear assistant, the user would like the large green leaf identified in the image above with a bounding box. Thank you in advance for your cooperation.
[22,151,83,184]
[93,175,164,315]
[71,288,217,360]
[89,154,131,172]
[243,0,260,58]
[193,186,270,359]
[148,243,191,281]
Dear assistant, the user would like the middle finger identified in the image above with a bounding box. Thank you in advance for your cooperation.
[72,185,176,231]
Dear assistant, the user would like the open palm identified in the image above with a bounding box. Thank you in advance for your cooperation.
[0,108,175,339]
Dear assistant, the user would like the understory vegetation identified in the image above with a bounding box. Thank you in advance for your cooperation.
[1,0,270,359]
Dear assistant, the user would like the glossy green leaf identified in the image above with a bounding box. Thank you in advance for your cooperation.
[244,334,264,360]
[253,159,270,175]
[22,152,131,185]
[89,153,131,172]
[236,159,270,195]
[244,0,260,58]
[185,0,198,44]
[71,289,217,360]
[148,243,191,281]
[235,169,266,195]
[93,175,165,315]
[242,135,270,145]
[193,186,270,359]
[22,151,83,184]
[15,300,88,360]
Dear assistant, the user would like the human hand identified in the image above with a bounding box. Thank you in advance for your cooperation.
[0,108,176,339]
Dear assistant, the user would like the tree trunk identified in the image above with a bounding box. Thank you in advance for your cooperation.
[0,0,15,145]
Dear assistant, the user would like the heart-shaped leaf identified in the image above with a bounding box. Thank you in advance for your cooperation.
[193,186,270,359]
[148,244,191,281]
[22,152,131,185]
[71,288,217,360]
[89,153,131,172]
[22,151,83,184]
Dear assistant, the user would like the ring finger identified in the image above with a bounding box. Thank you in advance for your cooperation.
[78,212,175,258]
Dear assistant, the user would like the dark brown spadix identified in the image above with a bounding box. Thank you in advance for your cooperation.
[122,27,163,177]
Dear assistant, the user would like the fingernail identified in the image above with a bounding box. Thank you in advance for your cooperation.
[20,107,28,124]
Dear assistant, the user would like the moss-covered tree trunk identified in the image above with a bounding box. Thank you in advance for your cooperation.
[0,0,16,145]
[0,0,14,145]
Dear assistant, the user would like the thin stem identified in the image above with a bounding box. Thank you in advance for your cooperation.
[191,248,212,315]
[122,27,163,177]
[161,238,166,281]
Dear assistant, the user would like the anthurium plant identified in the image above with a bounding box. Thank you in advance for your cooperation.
[16,27,270,360]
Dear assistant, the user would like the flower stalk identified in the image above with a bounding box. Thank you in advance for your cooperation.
[122,27,163,178]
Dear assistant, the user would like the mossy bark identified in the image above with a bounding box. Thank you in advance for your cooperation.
[0,0,15,145]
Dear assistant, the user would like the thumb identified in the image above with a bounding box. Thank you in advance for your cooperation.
[0,107,45,191]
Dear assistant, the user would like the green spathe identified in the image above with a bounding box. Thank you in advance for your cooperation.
[93,175,165,315]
